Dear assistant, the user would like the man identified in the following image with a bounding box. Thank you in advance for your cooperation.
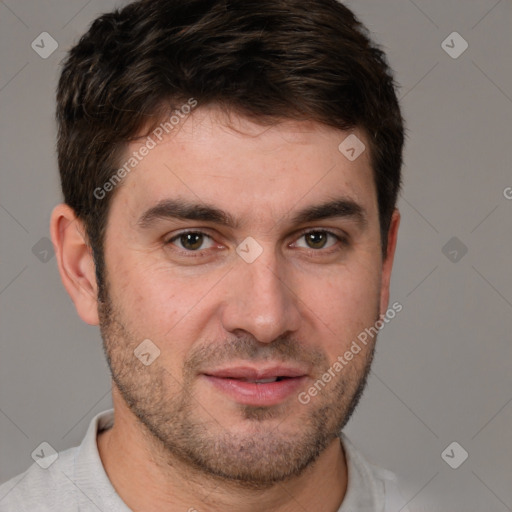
[0,0,408,510]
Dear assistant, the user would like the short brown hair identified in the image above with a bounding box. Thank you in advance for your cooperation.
[56,0,404,291]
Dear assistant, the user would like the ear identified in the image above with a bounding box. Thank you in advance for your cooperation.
[50,204,99,325]
[379,208,401,316]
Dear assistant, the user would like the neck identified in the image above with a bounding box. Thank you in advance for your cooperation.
[97,394,348,512]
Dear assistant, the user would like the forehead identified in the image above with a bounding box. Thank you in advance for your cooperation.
[111,106,378,228]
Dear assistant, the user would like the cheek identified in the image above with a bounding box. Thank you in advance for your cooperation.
[301,261,381,351]
[112,260,218,346]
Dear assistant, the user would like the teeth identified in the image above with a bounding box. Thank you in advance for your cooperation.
[244,377,278,383]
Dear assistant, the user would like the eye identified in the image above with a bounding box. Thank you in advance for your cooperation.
[292,230,345,251]
[165,228,347,258]
[167,231,215,252]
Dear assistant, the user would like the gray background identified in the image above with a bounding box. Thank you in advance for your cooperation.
[1,0,511,510]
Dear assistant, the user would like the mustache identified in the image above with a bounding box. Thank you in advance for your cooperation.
[184,335,329,374]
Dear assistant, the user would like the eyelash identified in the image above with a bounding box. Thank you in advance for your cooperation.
[165,229,349,258]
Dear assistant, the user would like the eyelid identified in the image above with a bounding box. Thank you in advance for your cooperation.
[290,227,348,249]
[166,229,217,246]
[165,227,349,256]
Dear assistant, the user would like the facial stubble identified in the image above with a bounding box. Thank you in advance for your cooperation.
[97,283,378,490]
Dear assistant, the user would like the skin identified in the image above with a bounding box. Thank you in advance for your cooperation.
[50,106,400,512]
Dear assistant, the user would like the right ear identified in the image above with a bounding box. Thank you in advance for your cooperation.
[50,204,100,325]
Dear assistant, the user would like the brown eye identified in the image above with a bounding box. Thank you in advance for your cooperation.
[294,230,341,251]
[167,231,214,251]
[305,231,329,249]
[180,233,204,250]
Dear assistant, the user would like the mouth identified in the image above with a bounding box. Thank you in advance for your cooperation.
[217,376,290,383]
[201,365,309,406]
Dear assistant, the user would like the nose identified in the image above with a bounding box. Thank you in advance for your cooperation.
[220,245,302,344]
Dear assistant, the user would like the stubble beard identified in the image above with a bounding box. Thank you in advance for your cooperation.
[97,283,377,490]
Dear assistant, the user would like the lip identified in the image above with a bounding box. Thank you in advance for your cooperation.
[202,365,309,406]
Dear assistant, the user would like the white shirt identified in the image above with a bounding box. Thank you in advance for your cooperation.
[0,409,410,511]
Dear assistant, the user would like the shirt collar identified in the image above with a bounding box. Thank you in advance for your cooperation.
[72,409,384,512]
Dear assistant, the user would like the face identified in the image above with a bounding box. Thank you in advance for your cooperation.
[97,106,391,488]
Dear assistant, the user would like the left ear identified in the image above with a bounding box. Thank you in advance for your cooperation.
[50,203,100,326]
[379,208,400,316]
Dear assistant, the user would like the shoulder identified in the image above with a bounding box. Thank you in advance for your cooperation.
[339,433,412,512]
[0,409,117,512]
[0,446,78,512]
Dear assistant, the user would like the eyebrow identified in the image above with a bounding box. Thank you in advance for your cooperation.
[137,197,367,231]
